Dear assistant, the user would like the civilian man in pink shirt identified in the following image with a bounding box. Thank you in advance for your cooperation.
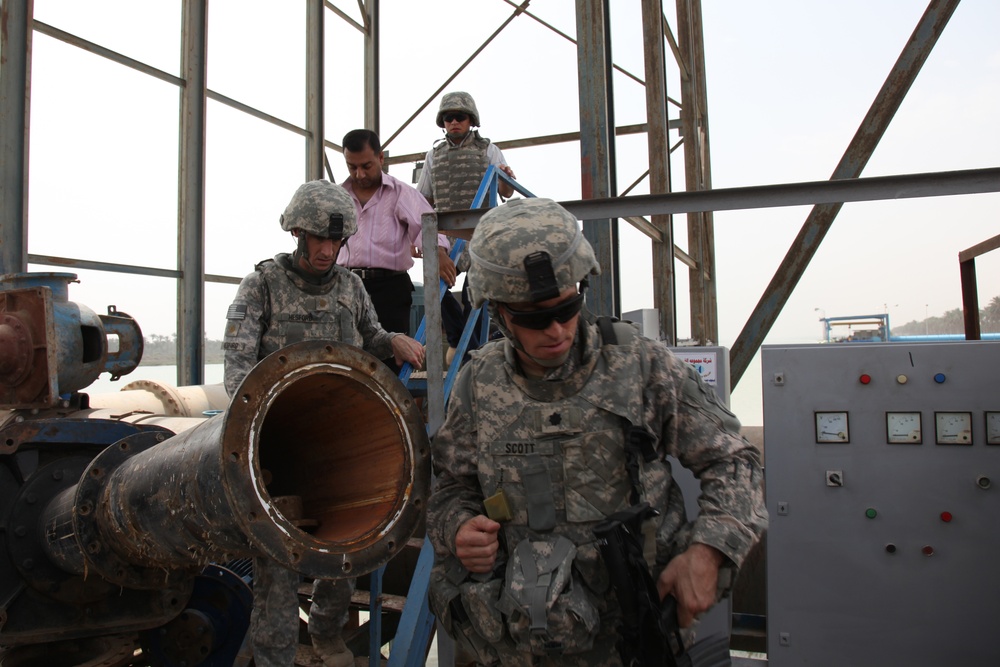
[338,129,457,371]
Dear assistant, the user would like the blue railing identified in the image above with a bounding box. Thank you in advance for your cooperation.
[368,166,535,667]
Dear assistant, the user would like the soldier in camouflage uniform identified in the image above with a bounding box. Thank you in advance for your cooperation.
[416,91,515,210]
[224,180,424,667]
[417,91,517,358]
[426,198,767,666]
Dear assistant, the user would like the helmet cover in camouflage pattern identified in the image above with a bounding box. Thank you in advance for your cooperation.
[467,198,601,307]
[279,180,358,240]
[436,91,481,128]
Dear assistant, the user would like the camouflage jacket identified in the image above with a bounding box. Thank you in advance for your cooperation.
[222,253,397,396]
[427,319,767,587]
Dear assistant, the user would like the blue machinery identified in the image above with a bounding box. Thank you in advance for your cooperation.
[819,313,1000,344]
[0,274,432,666]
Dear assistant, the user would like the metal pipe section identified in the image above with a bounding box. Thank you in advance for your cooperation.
[65,340,428,584]
[87,380,229,417]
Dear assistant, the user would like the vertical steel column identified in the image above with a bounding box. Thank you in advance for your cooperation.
[690,0,718,341]
[729,0,961,386]
[575,0,617,317]
[363,0,380,135]
[176,0,208,386]
[306,0,325,180]
[675,0,713,344]
[0,0,32,275]
[641,0,676,342]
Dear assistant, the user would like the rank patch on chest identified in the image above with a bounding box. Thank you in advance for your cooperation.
[533,406,584,435]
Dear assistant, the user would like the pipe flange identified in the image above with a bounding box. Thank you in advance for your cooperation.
[74,430,193,589]
[6,456,109,602]
[223,340,432,579]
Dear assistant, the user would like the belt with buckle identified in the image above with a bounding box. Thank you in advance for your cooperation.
[350,267,406,280]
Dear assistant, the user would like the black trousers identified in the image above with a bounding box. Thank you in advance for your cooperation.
[360,272,413,372]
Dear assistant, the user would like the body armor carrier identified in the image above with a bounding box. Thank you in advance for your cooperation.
[430,131,491,210]
[255,256,361,357]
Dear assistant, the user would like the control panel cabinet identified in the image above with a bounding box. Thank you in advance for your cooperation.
[763,341,1000,666]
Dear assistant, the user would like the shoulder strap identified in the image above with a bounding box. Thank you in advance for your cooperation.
[597,316,636,347]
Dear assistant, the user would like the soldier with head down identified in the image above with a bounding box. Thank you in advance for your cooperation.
[223,180,424,667]
[425,198,767,665]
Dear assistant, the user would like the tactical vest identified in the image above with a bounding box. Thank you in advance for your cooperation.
[472,334,663,577]
[255,258,362,357]
[430,131,491,210]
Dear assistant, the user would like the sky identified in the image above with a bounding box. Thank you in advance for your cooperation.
[20,1,1000,416]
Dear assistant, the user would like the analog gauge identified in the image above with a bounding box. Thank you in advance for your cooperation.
[986,412,1000,445]
[815,411,850,443]
[934,411,973,445]
[886,412,922,444]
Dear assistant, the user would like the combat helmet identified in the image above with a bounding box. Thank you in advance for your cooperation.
[467,198,601,309]
[279,180,357,241]
[436,91,481,128]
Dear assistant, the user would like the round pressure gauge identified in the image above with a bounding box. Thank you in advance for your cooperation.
[886,412,922,444]
[815,411,849,443]
[934,411,972,445]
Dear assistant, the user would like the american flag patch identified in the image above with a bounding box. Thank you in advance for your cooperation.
[227,303,247,320]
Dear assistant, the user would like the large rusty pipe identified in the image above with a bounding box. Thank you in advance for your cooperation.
[39,341,429,588]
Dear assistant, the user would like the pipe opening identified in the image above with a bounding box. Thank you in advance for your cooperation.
[257,370,408,546]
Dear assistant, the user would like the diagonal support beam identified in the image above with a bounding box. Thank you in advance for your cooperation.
[729,0,962,387]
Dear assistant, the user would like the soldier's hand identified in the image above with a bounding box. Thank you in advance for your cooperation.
[656,542,724,627]
[438,246,457,287]
[391,334,425,369]
[455,514,501,573]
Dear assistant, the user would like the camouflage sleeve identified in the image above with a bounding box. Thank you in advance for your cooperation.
[223,271,267,397]
[352,277,396,359]
[643,340,768,569]
[426,364,485,557]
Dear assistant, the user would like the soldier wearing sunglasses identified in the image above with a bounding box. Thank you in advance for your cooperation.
[426,198,767,665]
[417,90,515,210]
[418,91,518,362]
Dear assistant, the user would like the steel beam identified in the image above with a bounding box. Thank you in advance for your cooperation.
[676,0,717,344]
[363,0,379,135]
[0,0,32,275]
[729,0,962,386]
[642,0,676,342]
[576,0,618,317]
[177,0,208,386]
[958,234,1000,340]
[306,0,325,180]
[432,168,1000,234]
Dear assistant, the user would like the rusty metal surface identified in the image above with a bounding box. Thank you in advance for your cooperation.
[0,285,56,408]
[0,339,429,651]
[0,274,144,408]
[223,340,431,579]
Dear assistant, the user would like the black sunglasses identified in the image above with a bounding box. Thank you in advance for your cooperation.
[501,292,585,330]
[443,112,469,123]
